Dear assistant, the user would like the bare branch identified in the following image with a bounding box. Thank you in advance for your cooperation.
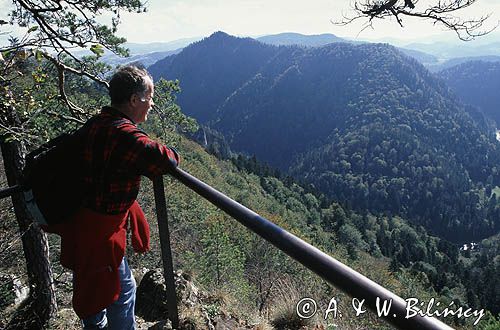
[40,51,108,118]
[25,0,62,13]
[335,0,497,41]
[55,61,85,116]
[41,52,108,88]
[45,109,85,124]
[0,122,39,140]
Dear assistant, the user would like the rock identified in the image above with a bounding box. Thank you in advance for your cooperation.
[175,270,200,308]
[136,268,199,321]
[136,268,252,329]
[136,268,170,321]
[0,274,29,307]
[132,267,150,286]
[213,316,247,330]
[148,319,173,330]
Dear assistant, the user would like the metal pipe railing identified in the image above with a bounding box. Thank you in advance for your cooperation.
[169,167,454,330]
[0,184,22,199]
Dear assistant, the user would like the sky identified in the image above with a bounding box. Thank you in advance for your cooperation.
[1,0,500,46]
[110,0,500,45]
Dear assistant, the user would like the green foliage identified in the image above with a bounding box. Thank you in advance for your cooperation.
[0,56,108,145]
[6,0,144,56]
[197,214,248,293]
[338,223,366,259]
[89,44,105,58]
[477,312,500,330]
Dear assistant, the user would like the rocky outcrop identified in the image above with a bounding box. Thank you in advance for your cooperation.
[0,274,29,307]
[136,269,200,321]
[135,268,252,330]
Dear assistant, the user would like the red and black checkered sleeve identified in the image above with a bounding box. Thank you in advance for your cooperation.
[116,122,180,179]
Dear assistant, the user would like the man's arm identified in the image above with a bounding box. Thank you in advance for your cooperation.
[116,122,180,178]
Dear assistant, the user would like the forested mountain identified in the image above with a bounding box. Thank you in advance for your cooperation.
[398,48,438,66]
[149,32,500,242]
[150,32,278,123]
[439,61,500,127]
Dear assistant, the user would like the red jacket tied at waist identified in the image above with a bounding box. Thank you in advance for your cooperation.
[44,200,149,318]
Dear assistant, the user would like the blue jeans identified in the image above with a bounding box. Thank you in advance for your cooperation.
[81,257,137,329]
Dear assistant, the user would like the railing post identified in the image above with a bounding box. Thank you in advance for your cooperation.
[152,176,179,328]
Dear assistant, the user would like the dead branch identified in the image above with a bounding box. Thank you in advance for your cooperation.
[335,0,497,41]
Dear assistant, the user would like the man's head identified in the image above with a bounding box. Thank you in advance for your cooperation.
[109,65,155,123]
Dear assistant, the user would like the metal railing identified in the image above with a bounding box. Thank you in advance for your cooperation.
[165,167,454,330]
[0,167,454,330]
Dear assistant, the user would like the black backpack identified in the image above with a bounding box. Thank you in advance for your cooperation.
[22,131,86,226]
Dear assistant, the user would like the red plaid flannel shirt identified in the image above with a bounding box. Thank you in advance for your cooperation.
[79,106,179,214]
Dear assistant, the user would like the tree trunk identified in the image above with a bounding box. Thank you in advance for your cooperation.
[1,138,57,329]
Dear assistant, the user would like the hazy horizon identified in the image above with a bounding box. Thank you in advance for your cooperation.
[2,0,500,47]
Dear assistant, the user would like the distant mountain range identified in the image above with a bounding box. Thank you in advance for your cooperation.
[255,32,438,65]
[256,32,348,46]
[94,31,500,70]
[95,38,201,66]
[100,49,182,67]
[149,31,500,242]
[124,38,202,54]
[404,40,500,60]
[429,55,500,72]
[98,31,500,71]
[109,32,439,68]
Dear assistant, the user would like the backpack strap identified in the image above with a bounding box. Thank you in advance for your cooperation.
[23,189,48,225]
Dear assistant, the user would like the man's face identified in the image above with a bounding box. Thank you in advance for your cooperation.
[132,78,155,123]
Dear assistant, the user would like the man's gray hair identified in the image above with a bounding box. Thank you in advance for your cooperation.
[109,65,153,105]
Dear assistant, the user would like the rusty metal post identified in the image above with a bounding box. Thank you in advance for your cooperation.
[152,176,179,328]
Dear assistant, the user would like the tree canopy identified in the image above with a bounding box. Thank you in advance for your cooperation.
[1,1,146,121]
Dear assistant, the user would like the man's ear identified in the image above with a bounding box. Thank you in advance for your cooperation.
[129,93,138,105]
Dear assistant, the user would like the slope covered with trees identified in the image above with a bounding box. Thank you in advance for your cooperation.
[149,32,278,123]
[150,32,500,243]
[440,60,500,127]
[2,102,499,328]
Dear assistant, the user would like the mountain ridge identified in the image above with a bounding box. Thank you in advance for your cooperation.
[149,31,500,242]
[440,60,500,127]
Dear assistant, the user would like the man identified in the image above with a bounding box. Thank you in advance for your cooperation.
[51,65,179,329]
